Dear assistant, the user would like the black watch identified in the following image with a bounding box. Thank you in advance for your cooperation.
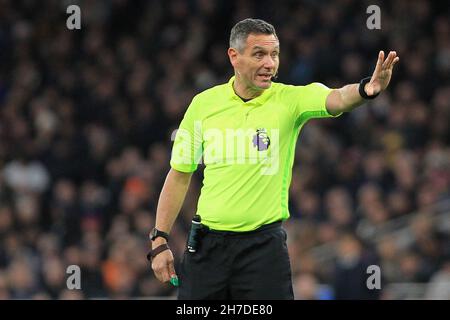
[149,228,169,242]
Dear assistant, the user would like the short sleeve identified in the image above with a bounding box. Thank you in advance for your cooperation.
[170,96,203,173]
[286,82,341,125]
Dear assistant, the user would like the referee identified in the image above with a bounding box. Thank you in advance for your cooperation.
[149,18,399,299]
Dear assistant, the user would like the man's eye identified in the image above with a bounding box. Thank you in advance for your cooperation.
[271,52,279,58]
[254,52,264,58]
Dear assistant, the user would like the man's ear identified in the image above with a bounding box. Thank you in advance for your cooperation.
[228,47,239,68]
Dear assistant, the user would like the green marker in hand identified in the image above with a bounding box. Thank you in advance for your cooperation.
[170,275,179,287]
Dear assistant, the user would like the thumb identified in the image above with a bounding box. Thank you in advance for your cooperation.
[168,261,177,278]
[365,83,374,96]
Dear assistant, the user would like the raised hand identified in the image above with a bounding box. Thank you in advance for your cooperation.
[364,51,400,96]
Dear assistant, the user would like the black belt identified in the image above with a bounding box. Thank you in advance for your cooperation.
[205,220,282,237]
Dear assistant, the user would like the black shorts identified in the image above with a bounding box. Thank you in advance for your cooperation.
[177,221,294,300]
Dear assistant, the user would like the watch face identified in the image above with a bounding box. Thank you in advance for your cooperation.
[149,228,168,241]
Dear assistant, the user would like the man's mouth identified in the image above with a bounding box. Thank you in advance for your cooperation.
[257,73,273,80]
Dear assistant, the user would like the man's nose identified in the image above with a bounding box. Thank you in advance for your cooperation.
[263,56,276,69]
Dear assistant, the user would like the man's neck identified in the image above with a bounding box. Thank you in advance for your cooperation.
[233,77,264,100]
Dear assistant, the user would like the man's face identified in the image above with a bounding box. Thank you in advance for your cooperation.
[229,33,280,91]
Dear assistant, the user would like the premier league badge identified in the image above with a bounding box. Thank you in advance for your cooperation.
[252,128,271,151]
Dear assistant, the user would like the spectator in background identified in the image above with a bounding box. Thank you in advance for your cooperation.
[333,233,380,299]
[293,273,333,300]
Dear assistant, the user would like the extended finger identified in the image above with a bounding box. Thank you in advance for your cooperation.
[382,51,396,69]
[388,51,397,67]
[389,56,400,69]
[373,50,384,75]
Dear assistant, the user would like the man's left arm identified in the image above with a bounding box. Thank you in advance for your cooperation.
[326,51,400,116]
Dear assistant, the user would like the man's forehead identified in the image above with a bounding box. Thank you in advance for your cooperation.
[245,34,279,50]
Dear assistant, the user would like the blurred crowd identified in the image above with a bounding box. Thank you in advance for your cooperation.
[0,0,449,299]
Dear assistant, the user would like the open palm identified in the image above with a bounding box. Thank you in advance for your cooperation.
[365,51,400,96]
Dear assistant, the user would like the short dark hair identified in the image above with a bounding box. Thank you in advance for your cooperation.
[229,18,278,52]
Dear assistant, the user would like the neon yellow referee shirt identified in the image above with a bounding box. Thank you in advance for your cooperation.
[170,76,341,231]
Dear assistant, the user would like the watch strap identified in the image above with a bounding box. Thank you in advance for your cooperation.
[150,228,169,242]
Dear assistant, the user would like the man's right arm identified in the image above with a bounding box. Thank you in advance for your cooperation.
[151,168,193,283]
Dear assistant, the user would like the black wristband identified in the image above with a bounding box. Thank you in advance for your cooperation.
[359,77,379,99]
[147,243,170,261]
